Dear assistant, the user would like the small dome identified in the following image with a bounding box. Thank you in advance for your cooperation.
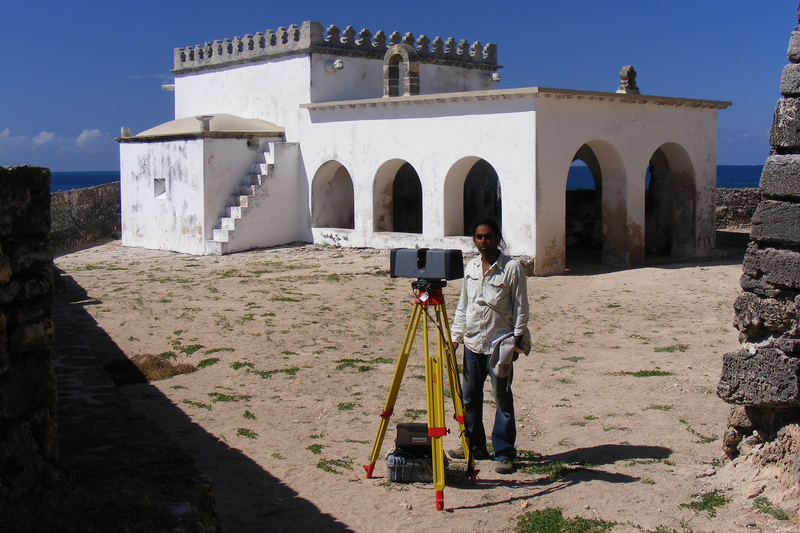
[135,114,284,138]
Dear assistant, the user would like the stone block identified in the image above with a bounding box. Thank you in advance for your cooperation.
[789,31,800,63]
[742,243,800,290]
[732,292,797,340]
[0,356,57,420]
[770,97,800,148]
[718,346,800,406]
[750,199,800,247]
[760,154,800,199]
[2,239,50,275]
[0,167,50,238]
[7,318,54,354]
[740,272,781,297]
[781,64,800,96]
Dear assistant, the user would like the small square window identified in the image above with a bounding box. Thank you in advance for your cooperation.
[154,178,166,198]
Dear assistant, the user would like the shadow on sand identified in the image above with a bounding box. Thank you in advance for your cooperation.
[49,269,353,533]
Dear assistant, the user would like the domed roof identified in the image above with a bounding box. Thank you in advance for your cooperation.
[133,114,284,139]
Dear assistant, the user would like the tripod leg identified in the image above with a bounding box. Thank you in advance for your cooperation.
[364,303,423,478]
[424,308,447,510]
[438,302,478,484]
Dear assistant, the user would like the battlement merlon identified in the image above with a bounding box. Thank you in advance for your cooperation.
[172,20,500,74]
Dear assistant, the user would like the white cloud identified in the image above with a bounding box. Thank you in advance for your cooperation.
[32,131,54,147]
[0,128,9,139]
[76,129,106,146]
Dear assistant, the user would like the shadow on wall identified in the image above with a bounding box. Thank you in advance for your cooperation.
[48,270,353,532]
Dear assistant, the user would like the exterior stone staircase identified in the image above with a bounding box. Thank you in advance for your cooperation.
[206,145,275,255]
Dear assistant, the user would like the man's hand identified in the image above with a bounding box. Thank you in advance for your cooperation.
[513,335,523,361]
[452,342,459,351]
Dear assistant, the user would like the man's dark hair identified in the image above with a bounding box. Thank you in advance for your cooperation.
[472,218,505,249]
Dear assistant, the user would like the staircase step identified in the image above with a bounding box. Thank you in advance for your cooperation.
[220,217,237,231]
[212,229,230,242]
[239,184,258,195]
[227,206,243,218]
[231,195,250,208]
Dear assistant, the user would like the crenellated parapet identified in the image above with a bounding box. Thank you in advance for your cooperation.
[173,20,498,74]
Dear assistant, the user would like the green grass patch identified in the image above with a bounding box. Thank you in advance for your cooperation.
[208,392,252,403]
[157,351,177,360]
[516,507,616,533]
[654,344,689,353]
[316,457,353,474]
[679,419,718,444]
[176,344,204,355]
[337,402,355,411]
[641,477,656,485]
[609,369,674,377]
[643,404,673,411]
[404,408,426,421]
[205,347,235,354]
[625,458,675,467]
[334,356,393,372]
[243,410,256,420]
[562,356,584,363]
[230,361,255,370]
[519,460,592,480]
[307,444,323,455]
[679,489,730,518]
[182,399,212,411]
[752,496,789,520]
[236,428,258,439]
[271,296,301,302]
[197,358,220,369]
[248,366,299,379]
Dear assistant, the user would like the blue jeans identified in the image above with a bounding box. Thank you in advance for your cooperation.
[461,346,516,460]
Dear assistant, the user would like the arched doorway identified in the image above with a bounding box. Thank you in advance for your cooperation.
[311,161,354,229]
[564,141,628,267]
[443,157,501,236]
[565,146,602,265]
[373,159,422,233]
[645,144,696,260]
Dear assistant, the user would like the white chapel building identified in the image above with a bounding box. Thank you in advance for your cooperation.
[118,21,730,276]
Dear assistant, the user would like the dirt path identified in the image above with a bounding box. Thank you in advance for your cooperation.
[54,241,798,532]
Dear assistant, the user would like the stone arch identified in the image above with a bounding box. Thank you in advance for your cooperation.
[442,157,501,236]
[311,161,354,229]
[383,44,420,97]
[645,143,696,259]
[373,159,422,233]
[565,145,603,255]
[565,140,628,266]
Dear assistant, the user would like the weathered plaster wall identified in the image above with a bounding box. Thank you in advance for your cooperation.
[51,182,120,254]
[0,166,61,518]
[534,95,719,274]
[121,139,206,254]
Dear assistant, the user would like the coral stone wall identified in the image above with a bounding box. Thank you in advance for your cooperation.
[0,166,60,516]
[51,181,120,254]
[717,4,800,459]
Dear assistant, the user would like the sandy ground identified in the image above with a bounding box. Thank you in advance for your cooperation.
[53,241,799,533]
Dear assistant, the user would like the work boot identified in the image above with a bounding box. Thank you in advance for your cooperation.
[447,446,489,460]
[495,457,515,474]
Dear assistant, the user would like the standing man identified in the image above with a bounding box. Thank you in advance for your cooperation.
[450,218,529,474]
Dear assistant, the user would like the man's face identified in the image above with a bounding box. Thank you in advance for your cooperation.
[473,224,500,257]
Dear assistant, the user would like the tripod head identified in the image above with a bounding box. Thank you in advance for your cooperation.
[411,279,447,291]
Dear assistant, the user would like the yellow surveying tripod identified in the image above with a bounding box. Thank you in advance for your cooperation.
[363,279,477,511]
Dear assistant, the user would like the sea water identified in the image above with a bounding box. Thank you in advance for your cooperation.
[49,166,763,193]
[566,164,762,190]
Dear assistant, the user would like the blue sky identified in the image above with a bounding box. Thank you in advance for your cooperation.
[0,0,796,171]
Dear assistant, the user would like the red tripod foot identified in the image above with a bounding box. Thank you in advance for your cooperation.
[363,463,375,478]
[435,490,444,511]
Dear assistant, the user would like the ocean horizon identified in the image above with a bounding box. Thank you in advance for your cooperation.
[50,165,764,193]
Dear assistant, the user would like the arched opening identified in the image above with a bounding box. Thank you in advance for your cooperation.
[645,144,696,260]
[386,54,401,97]
[311,161,354,229]
[564,141,628,269]
[373,160,422,233]
[565,146,602,266]
[463,160,501,235]
[443,157,502,236]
